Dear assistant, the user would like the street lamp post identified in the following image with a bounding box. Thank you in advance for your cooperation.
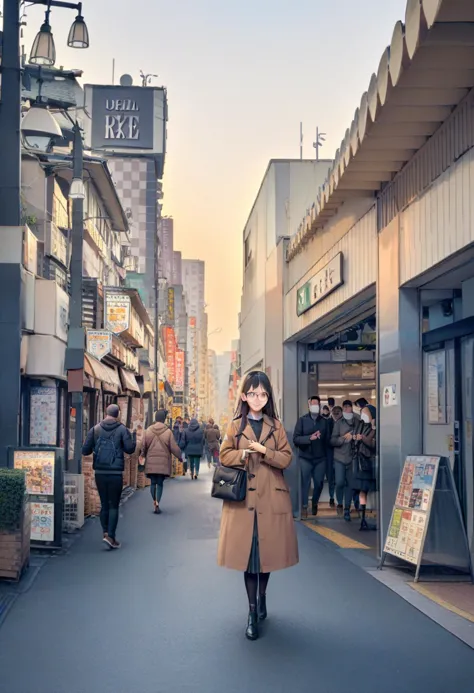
[65,122,85,474]
[0,0,89,466]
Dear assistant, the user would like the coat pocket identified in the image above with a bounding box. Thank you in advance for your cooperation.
[271,486,292,514]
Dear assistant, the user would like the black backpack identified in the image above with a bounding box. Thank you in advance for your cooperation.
[93,425,118,470]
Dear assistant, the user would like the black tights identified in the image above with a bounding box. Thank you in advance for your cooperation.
[244,571,270,611]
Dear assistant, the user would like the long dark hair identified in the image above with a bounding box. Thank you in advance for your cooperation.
[234,370,279,435]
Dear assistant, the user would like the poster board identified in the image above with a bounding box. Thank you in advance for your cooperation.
[11,448,63,549]
[381,455,472,581]
[30,386,57,445]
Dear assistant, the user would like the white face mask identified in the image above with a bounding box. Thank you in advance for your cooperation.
[309,405,320,415]
[343,412,354,421]
[361,413,371,424]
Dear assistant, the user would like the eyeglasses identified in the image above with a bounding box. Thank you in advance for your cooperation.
[246,392,269,401]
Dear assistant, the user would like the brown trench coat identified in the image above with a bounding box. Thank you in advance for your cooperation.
[141,423,182,476]
[217,415,299,573]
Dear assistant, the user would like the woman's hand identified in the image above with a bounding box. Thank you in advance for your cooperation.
[248,441,267,455]
[355,434,363,441]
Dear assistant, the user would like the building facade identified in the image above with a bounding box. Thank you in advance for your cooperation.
[240,0,474,569]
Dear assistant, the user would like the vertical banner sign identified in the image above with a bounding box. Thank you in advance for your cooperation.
[168,287,175,323]
[106,294,131,334]
[166,327,176,385]
[175,349,185,390]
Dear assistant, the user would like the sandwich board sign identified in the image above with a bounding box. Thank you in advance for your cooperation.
[380,455,473,582]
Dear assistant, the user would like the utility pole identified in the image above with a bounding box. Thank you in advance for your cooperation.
[65,122,85,474]
[0,0,24,466]
[313,127,326,161]
[299,122,303,160]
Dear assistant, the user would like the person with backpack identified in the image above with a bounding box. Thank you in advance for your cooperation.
[140,410,183,513]
[180,418,205,479]
[82,404,136,549]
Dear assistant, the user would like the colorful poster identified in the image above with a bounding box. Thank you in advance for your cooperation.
[175,349,185,390]
[14,450,55,495]
[105,294,131,334]
[384,456,440,566]
[427,350,447,424]
[29,387,57,446]
[87,330,112,361]
[383,384,397,407]
[31,502,54,542]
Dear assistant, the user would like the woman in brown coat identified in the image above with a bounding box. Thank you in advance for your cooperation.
[218,371,298,641]
[140,410,182,514]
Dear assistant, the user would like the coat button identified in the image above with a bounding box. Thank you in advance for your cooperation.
[248,487,256,491]
[248,507,254,511]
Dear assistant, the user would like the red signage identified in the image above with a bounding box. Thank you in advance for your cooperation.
[189,317,196,328]
[175,350,184,391]
[165,327,176,385]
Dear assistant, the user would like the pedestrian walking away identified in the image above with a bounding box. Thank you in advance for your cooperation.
[218,370,298,642]
[352,405,377,531]
[331,400,360,521]
[181,418,205,479]
[82,403,136,549]
[293,395,330,519]
[140,410,183,513]
[205,419,221,467]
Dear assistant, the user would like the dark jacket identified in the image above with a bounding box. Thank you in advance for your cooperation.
[82,419,136,474]
[331,415,360,465]
[352,419,376,479]
[172,424,182,446]
[181,419,205,457]
[293,413,330,462]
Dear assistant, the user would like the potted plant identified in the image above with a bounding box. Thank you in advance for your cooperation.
[0,469,31,581]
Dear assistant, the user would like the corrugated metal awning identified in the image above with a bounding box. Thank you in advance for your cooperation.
[84,354,121,394]
[120,368,140,395]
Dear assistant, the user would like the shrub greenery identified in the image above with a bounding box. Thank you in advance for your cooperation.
[0,469,26,531]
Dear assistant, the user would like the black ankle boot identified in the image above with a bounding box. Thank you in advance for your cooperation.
[246,610,259,640]
[258,594,267,621]
[359,504,368,531]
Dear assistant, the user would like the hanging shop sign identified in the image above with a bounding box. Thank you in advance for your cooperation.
[380,456,473,582]
[105,293,131,334]
[30,386,57,446]
[86,330,112,361]
[175,349,185,391]
[296,252,343,316]
[168,287,175,323]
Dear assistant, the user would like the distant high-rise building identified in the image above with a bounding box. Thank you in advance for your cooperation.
[182,260,205,328]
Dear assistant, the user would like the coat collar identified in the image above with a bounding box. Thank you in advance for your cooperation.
[238,414,276,443]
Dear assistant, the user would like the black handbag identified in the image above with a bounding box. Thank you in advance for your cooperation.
[211,465,247,502]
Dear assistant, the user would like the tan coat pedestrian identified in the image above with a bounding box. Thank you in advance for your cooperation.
[217,415,299,573]
[141,423,182,476]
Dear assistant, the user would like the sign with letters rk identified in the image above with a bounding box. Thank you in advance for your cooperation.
[88,85,154,150]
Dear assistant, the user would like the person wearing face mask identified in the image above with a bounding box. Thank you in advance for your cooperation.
[293,395,330,519]
[322,404,336,508]
[352,405,377,530]
[331,400,360,521]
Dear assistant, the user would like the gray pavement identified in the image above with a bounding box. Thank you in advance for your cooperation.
[0,467,474,693]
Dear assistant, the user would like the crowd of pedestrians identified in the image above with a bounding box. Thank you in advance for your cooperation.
[293,395,376,530]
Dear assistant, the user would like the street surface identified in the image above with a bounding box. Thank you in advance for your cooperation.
[0,468,473,693]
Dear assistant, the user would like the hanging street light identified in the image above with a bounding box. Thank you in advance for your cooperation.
[67,6,90,49]
[21,101,63,151]
[29,12,56,66]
